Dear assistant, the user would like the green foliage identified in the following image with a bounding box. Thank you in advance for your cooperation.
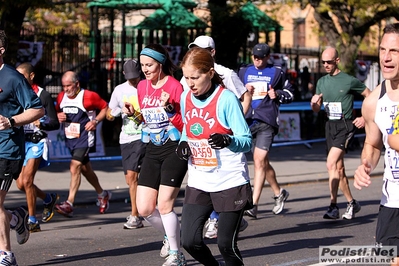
[0,0,50,65]
[292,0,399,74]
[25,3,90,32]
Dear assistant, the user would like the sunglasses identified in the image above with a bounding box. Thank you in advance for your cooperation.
[321,59,336,65]
[253,55,265,60]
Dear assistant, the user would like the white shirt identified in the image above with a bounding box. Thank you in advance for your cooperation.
[181,62,247,99]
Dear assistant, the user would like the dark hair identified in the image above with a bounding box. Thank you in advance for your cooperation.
[142,44,177,76]
[383,23,399,35]
[0,30,8,51]
[17,62,34,74]
[180,47,224,87]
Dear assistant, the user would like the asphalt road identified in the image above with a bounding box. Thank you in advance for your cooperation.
[10,176,386,266]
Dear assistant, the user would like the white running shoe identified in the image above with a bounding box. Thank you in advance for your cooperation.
[162,251,186,266]
[160,237,170,258]
[204,218,218,239]
[342,200,361,220]
[123,215,143,229]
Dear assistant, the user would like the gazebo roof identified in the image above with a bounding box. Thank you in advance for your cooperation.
[87,0,197,9]
[240,2,283,32]
[133,1,207,30]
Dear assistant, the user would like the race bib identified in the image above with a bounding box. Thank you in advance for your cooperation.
[64,122,80,139]
[387,149,399,180]
[250,82,268,100]
[142,107,169,131]
[23,123,36,134]
[188,139,218,171]
[324,102,342,120]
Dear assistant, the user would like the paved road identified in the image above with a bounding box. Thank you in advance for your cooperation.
[6,141,387,265]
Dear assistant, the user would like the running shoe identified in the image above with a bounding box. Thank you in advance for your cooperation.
[0,251,17,266]
[28,220,41,233]
[323,205,339,219]
[55,201,73,218]
[162,251,187,266]
[11,206,29,245]
[239,218,248,232]
[204,218,218,239]
[42,193,59,223]
[97,190,112,214]
[160,236,170,258]
[123,215,143,229]
[272,189,289,214]
[244,205,258,219]
[342,200,361,220]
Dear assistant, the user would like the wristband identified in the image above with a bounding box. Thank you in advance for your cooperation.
[8,117,15,127]
[164,103,176,118]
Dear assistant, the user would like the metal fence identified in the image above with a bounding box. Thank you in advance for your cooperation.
[19,27,142,101]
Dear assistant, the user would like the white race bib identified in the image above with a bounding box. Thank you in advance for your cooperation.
[324,102,342,120]
[142,107,169,131]
[188,139,218,171]
[64,122,80,139]
[250,82,268,100]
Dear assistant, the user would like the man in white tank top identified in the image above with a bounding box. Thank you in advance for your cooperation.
[354,23,399,266]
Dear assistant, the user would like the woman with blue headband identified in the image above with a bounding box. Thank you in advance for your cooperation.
[127,43,187,266]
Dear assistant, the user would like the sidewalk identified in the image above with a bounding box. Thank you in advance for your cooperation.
[6,141,385,208]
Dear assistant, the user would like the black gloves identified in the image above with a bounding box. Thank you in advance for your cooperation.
[176,141,192,160]
[208,133,231,149]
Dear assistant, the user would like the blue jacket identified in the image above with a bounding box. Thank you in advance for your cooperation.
[238,64,294,131]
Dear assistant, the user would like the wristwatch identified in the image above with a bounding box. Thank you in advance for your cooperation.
[8,117,15,127]
[164,103,174,113]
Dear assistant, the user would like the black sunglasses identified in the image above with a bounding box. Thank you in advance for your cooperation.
[321,59,336,65]
[253,55,265,60]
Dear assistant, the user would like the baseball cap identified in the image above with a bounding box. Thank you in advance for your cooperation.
[188,36,216,49]
[123,59,141,80]
[252,43,270,58]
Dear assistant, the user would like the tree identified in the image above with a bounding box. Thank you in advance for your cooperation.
[301,0,399,74]
[0,0,50,65]
[208,0,252,69]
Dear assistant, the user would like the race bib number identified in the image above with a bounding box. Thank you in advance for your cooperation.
[324,102,342,120]
[188,139,218,171]
[250,82,268,100]
[64,122,80,139]
[23,123,35,134]
[142,107,169,130]
[387,149,399,180]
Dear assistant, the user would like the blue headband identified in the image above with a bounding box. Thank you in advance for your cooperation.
[140,48,166,64]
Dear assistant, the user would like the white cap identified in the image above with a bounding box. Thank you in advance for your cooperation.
[188,36,215,49]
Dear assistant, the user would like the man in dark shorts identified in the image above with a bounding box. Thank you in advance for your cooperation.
[55,71,111,217]
[107,59,146,229]
[311,47,370,220]
[0,30,45,265]
[238,43,294,218]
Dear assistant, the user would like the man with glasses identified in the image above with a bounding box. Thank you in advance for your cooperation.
[311,47,370,220]
[239,43,294,219]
